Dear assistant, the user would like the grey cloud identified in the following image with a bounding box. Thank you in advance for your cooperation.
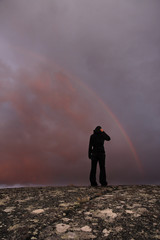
[0,0,160,185]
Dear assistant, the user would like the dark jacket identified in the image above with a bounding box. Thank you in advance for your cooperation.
[88,127,111,159]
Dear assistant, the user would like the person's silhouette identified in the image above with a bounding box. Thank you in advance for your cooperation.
[88,126,111,187]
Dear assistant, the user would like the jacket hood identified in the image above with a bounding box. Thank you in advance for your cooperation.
[93,126,102,134]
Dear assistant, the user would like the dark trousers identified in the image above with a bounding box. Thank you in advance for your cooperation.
[90,153,107,186]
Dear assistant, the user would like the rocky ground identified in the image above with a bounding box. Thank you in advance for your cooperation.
[0,185,160,240]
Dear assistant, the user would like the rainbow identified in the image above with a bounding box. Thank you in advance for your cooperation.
[7,44,143,174]
[63,71,144,174]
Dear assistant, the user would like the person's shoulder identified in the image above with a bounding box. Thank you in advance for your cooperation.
[90,133,96,139]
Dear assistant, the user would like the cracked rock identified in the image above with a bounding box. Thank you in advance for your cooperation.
[0,185,159,239]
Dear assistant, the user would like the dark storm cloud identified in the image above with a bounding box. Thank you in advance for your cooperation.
[0,0,160,185]
[0,58,138,186]
[0,59,95,185]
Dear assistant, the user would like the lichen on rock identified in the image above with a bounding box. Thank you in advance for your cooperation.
[0,185,159,239]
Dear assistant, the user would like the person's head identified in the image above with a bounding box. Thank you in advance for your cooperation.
[94,126,103,133]
[95,126,102,131]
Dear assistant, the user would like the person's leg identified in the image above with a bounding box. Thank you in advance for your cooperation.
[90,155,98,186]
[99,153,108,186]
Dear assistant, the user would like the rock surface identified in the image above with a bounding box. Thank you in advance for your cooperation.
[0,185,160,239]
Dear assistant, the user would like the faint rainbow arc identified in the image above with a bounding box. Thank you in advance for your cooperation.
[64,72,143,174]
[11,44,143,174]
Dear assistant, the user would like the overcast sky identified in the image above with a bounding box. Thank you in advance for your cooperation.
[0,0,160,187]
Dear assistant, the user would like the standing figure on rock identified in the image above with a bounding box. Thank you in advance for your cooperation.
[88,126,111,187]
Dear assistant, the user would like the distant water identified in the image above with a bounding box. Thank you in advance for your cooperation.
[0,184,51,189]
[0,183,86,189]
[0,182,159,189]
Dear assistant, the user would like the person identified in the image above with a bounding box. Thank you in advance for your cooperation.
[88,126,111,187]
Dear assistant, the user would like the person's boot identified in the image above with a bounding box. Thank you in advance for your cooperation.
[101,182,108,187]
[91,182,98,187]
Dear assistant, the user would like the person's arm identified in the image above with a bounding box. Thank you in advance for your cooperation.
[100,129,111,141]
[88,135,93,159]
